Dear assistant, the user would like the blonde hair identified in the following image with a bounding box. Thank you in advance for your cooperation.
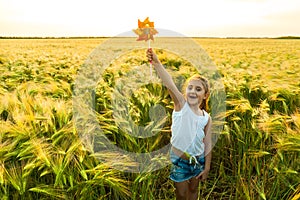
[182,74,210,111]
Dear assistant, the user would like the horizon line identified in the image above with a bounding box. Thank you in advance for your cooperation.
[1,35,300,39]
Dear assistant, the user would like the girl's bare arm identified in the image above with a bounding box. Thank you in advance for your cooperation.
[147,49,185,110]
[204,116,212,168]
[196,116,212,180]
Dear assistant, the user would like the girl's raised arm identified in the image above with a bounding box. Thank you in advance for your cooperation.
[147,48,185,111]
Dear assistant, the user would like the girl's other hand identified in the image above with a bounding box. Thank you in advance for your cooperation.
[196,169,210,181]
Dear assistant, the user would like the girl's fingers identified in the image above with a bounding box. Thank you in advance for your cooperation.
[196,172,203,179]
[146,49,153,61]
[147,53,152,61]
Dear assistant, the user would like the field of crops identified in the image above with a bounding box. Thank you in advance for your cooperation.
[0,38,299,199]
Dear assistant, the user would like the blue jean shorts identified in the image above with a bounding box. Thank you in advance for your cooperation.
[169,150,205,182]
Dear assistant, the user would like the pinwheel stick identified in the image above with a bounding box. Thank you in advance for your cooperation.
[148,40,152,79]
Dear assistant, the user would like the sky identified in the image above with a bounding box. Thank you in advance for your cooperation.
[0,0,300,37]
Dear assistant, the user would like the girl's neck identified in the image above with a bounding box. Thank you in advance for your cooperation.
[188,102,203,116]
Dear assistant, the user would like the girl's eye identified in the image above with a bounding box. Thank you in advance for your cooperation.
[196,88,202,91]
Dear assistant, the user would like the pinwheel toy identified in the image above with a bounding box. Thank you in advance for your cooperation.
[133,17,158,78]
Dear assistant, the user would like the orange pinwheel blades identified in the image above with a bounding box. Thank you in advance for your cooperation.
[133,17,158,41]
[138,17,154,28]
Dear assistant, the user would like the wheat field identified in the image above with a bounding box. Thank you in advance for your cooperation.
[0,38,299,199]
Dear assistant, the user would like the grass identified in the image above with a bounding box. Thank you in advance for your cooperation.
[0,38,299,199]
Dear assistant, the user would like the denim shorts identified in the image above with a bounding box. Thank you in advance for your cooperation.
[169,150,205,182]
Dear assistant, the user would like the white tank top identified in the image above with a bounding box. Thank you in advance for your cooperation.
[171,102,209,156]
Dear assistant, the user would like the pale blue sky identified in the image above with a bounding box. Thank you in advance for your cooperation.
[1,0,300,37]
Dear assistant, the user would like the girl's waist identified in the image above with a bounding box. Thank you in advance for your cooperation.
[171,146,202,161]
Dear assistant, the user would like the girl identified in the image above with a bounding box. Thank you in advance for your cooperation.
[147,48,212,200]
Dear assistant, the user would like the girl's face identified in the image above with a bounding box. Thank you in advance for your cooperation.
[185,79,207,107]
